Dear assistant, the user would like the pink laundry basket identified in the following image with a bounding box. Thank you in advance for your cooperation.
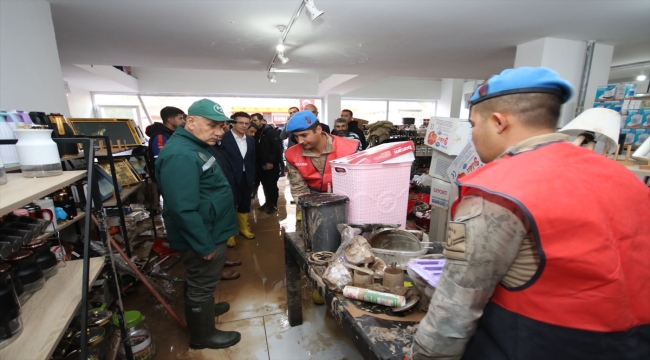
[331,157,413,228]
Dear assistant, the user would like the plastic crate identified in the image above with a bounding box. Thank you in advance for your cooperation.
[407,258,446,287]
[331,159,412,228]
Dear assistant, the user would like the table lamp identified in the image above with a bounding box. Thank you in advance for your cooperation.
[559,108,620,155]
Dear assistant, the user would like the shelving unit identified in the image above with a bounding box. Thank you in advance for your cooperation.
[3,154,84,172]
[0,257,105,360]
[0,171,87,214]
[103,183,143,207]
[34,212,87,241]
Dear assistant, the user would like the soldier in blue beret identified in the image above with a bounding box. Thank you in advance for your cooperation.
[411,67,650,360]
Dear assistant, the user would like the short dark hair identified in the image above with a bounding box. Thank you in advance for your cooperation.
[160,106,185,123]
[342,109,353,117]
[472,93,562,129]
[334,118,347,125]
[251,113,264,121]
[289,107,299,112]
[231,111,251,120]
[248,122,260,130]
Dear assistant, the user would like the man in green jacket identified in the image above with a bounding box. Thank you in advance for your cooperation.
[155,99,240,350]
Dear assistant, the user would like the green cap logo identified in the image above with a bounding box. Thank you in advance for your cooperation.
[187,98,233,122]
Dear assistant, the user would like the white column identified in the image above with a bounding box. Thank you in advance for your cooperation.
[323,94,341,128]
[514,37,613,127]
[0,0,70,115]
[436,79,464,118]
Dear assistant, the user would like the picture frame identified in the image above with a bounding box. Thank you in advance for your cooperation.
[68,118,141,147]
[98,159,142,187]
[94,165,123,202]
[128,156,148,176]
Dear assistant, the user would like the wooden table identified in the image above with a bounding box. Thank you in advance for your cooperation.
[284,232,422,360]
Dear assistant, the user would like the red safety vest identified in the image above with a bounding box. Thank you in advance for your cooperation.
[285,135,358,192]
[452,141,650,333]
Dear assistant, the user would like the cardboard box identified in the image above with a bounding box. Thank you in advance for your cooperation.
[626,110,646,127]
[595,84,618,100]
[331,141,415,164]
[428,150,456,181]
[447,141,485,182]
[424,118,472,156]
[621,128,635,145]
[430,178,453,210]
[634,129,650,146]
[615,83,637,99]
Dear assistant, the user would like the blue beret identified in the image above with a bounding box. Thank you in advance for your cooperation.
[286,110,319,132]
[469,67,574,106]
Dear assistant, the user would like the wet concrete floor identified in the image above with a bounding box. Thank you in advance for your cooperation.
[122,178,362,360]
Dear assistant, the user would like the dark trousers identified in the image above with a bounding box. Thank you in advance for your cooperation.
[260,168,279,207]
[181,241,227,305]
[237,172,253,213]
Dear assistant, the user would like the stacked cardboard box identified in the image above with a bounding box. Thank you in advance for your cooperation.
[593,83,650,148]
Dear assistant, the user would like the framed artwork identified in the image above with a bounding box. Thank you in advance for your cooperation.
[98,159,142,187]
[94,165,122,202]
[68,118,141,147]
[128,156,148,176]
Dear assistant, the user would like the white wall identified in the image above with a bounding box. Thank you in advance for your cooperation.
[0,0,70,115]
[132,67,319,96]
[67,86,94,118]
[344,77,441,100]
[459,80,482,119]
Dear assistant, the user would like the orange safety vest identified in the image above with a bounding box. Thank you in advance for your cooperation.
[285,135,358,192]
[453,141,650,359]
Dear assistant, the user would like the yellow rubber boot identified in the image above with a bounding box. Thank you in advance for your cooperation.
[227,236,236,248]
[296,210,302,222]
[237,212,255,239]
[312,289,324,305]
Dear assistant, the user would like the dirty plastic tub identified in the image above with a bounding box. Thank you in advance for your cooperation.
[297,193,349,252]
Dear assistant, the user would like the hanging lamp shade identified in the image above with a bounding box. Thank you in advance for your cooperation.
[559,108,621,155]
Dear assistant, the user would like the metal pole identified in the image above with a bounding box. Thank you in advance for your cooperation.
[80,139,95,360]
[575,40,596,117]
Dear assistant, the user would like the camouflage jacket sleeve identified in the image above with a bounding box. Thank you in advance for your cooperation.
[411,195,528,359]
[287,163,310,201]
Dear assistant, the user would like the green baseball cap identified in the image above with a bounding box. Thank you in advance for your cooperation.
[187,98,234,122]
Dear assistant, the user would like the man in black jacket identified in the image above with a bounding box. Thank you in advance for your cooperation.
[251,113,282,214]
[145,106,186,183]
[341,109,367,149]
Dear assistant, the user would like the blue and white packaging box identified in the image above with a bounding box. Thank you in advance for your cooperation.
[595,84,618,100]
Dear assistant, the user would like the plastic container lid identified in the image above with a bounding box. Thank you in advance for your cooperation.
[297,193,349,208]
[112,310,145,328]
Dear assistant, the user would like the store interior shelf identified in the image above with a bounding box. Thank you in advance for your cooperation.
[4,154,85,172]
[103,183,143,207]
[0,171,87,214]
[35,212,87,241]
[0,257,105,360]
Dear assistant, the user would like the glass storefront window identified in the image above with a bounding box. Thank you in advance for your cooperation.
[340,100,388,123]
[388,101,436,126]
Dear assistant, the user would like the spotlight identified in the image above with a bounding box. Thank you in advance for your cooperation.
[268,72,277,83]
[304,0,324,21]
[277,52,289,64]
[276,43,285,53]
[637,74,647,81]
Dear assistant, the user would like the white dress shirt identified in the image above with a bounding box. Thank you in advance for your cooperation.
[233,131,247,171]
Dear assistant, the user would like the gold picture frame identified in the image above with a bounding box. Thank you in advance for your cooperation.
[98,159,142,187]
[68,118,141,147]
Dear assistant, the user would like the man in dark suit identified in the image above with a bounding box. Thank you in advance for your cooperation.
[221,112,256,240]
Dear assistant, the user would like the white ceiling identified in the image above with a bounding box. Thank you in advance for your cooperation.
[49,0,650,80]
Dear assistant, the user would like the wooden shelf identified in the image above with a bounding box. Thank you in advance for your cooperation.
[0,257,105,360]
[0,171,87,214]
[4,154,85,172]
[626,165,650,177]
[34,212,87,241]
[103,183,143,207]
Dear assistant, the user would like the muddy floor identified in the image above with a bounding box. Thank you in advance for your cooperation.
[121,178,361,360]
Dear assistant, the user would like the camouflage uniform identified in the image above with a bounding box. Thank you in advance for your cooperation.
[411,133,568,359]
[286,134,334,200]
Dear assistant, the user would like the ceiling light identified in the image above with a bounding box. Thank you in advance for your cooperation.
[268,71,277,83]
[277,52,289,64]
[304,0,324,21]
[637,74,647,81]
[276,43,285,53]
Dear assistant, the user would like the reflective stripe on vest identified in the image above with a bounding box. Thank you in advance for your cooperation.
[452,141,650,332]
[285,135,358,192]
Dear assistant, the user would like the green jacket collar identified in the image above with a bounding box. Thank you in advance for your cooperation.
[174,126,210,148]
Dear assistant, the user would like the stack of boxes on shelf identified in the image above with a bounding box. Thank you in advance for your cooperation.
[593,83,650,149]
[423,118,484,242]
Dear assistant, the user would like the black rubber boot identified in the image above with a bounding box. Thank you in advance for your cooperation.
[185,300,241,349]
[215,302,230,316]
